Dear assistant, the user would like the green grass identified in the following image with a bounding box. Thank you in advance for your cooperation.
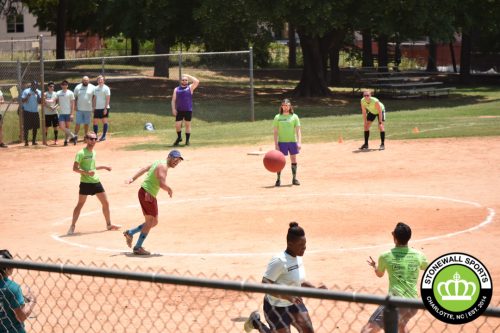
[3,83,500,148]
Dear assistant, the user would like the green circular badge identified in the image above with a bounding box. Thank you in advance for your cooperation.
[421,253,492,324]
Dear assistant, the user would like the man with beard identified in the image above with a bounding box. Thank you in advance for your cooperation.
[73,76,95,143]
[171,74,199,146]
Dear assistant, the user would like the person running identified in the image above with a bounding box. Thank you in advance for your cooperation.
[44,81,59,145]
[171,74,200,146]
[359,90,386,150]
[244,222,326,333]
[360,222,428,333]
[92,75,111,142]
[273,99,302,187]
[67,131,120,235]
[56,80,77,146]
[0,249,37,333]
[123,149,183,255]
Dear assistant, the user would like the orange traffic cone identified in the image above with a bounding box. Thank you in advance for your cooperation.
[338,135,344,143]
[412,127,420,134]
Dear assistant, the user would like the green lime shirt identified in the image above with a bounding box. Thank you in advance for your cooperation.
[74,148,99,183]
[273,113,301,142]
[141,160,166,197]
[378,246,428,298]
[361,96,385,115]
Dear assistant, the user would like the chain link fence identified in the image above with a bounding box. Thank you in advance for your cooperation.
[0,35,254,146]
[1,257,499,333]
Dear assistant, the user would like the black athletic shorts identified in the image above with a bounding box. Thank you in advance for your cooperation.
[45,114,59,127]
[79,182,105,196]
[23,111,40,130]
[94,108,110,119]
[175,110,192,122]
[367,111,385,122]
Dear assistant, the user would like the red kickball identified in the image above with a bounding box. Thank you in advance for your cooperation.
[263,150,286,173]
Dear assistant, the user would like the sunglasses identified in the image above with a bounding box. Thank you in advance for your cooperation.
[86,137,97,141]
[363,94,370,97]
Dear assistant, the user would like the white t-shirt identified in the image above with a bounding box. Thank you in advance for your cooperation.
[44,91,57,115]
[74,83,95,111]
[264,251,306,307]
[56,90,75,115]
[94,84,110,109]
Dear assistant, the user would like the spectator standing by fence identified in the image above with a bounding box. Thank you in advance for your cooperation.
[21,81,41,146]
[56,80,77,146]
[44,81,59,145]
[171,74,200,146]
[361,222,428,333]
[74,76,95,143]
[0,249,37,332]
[0,90,6,148]
[244,222,326,333]
[92,75,111,142]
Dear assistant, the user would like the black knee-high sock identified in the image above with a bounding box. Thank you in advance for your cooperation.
[364,131,369,144]
[276,171,281,181]
[380,131,385,144]
[177,131,182,139]
[291,163,297,179]
[54,130,58,141]
[185,133,190,143]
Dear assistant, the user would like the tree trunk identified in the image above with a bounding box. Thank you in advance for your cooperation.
[426,38,438,72]
[362,30,373,67]
[460,32,471,82]
[377,34,388,71]
[288,23,296,68]
[325,30,346,85]
[154,38,170,78]
[449,42,457,73]
[292,31,331,97]
[131,38,140,56]
[56,0,67,62]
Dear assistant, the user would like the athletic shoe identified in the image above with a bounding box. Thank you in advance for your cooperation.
[24,142,29,147]
[67,225,75,235]
[64,140,68,146]
[379,144,385,150]
[0,143,7,148]
[133,247,151,255]
[173,138,182,146]
[72,135,78,145]
[292,179,301,186]
[107,224,121,231]
[123,231,133,248]
[243,311,260,332]
[99,137,106,142]
[275,179,281,187]
[185,141,190,146]
[32,142,38,146]
[359,143,369,150]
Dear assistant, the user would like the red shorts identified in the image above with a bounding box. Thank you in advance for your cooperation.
[138,187,158,217]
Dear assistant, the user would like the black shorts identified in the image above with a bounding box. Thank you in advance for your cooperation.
[263,296,308,330]
[79,182,105,196]
[94,108,110,119]
[175,110,192,122]
[367,111,385,122]
[45,114,59,127]
[23,111,40,130]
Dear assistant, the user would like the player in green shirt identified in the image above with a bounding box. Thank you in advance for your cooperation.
[361,222,428,333]
[273,99,302,187]
[360,90,386,150]
[67,131,121,235]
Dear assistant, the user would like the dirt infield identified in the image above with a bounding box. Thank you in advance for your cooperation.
[1,136,499,305]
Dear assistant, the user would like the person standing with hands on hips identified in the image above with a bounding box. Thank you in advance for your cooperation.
[171,74,199,146]
[244,222,326,333]
[273,99,302,187]
[21,80,42,146]
[360,90,386,150]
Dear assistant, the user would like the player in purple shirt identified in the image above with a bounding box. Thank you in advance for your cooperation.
[171,74,200,146]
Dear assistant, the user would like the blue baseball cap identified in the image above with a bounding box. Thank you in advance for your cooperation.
[168,150,183,160]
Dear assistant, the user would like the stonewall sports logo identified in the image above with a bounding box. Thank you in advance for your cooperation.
[421,253,492,324]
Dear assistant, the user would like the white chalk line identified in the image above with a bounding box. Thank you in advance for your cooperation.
[50,192,495,257]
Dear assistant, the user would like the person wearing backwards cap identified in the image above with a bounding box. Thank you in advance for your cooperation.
[123,150,183,255]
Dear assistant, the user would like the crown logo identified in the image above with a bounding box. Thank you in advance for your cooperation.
[437,272,476,301]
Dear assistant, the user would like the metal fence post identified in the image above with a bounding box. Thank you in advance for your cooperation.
[101,57,105,76]
[383,296,398,333]
[249,47,254,122]
[39,35,47,145]
[17,60,23,142]
[178,49,182,81]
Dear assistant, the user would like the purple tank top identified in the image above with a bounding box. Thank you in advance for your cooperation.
[175,85,193,112]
